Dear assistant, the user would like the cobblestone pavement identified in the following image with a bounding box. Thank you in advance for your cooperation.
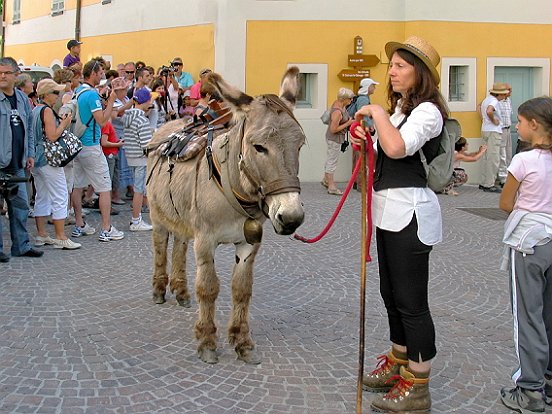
[1,183,549,414]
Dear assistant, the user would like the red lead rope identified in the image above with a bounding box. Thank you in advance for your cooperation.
[293,123,374,262]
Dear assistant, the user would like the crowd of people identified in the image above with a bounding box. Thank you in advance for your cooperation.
[1,39,224,260]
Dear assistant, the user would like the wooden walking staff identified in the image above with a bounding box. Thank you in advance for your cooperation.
[354,122,374,414]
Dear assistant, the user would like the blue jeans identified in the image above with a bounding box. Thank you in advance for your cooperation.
[0,169,32,256]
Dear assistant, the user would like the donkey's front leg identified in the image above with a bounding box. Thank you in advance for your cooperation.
[229,242,261,365]
[169,235,191,307]
[193,237,220,364]
[152,225,169,304]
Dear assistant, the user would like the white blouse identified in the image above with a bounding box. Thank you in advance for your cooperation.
[372,101,443,246]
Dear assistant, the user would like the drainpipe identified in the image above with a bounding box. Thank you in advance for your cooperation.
[1,0,6,58]
[75,0,82,41]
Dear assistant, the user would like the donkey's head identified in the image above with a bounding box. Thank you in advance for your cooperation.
[205,67,305,235]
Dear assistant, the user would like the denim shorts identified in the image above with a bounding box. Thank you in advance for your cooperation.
[130,165,147,194]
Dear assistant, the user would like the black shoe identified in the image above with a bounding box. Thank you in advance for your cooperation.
[479,185,502,193]
[0,252,10,263]
[20,248,44,258]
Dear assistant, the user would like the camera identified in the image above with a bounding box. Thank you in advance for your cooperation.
[340,140,349,152]
[160,65,176,76]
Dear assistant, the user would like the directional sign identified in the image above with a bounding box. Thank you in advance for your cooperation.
[338,69,371,81]
[348,54,380,67]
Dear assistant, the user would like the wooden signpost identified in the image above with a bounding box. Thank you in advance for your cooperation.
[339,36,380,93]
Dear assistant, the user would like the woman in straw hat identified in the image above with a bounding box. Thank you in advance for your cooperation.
[31,79,81,250]
[350,36,448,413]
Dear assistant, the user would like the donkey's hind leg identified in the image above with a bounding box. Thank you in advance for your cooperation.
[152,225,170,304]
[169,235,191,307]
[228,242,261,365]
[193,236,220,364]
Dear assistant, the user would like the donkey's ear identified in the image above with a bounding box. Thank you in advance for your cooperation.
[204,72,254,114]
[279,66,300,110]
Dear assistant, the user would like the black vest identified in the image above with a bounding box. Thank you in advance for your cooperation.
[373,116,441,191]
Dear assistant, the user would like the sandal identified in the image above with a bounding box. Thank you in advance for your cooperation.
[320,180,328,188]
[327,188,343,195]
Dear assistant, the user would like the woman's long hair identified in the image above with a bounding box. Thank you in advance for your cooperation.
[387,49,449,120]
[518,96,552,152]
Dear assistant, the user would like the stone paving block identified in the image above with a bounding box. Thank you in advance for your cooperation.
[0,184,526,413]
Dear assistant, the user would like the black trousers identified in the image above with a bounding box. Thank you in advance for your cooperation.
[376,215,436,362]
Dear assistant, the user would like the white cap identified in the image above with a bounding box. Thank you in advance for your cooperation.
[358,78,379,95]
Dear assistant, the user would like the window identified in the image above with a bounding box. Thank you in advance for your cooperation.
[51,0,64,16]
[101,0,112,4]
[296,73,317,109]
[448,66,467,102]
[441,58,476,112]
[13,0,21,24]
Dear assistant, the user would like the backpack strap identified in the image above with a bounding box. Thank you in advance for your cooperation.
[75,88,97,141]
[38,106,48,140]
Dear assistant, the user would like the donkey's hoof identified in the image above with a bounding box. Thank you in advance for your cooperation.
[153,294,166,304]
[237,348,261,365]
[198,348,218,364]
[176,296,191,308]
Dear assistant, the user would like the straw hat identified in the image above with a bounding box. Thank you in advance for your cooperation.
[36,79,65,97]
[385,36,441,83]
[489,82,509,94]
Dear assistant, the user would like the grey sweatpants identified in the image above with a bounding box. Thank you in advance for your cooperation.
[509,241,552,390]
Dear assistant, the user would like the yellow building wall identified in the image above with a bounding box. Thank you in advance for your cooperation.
[246,20,552,139]
[5,24,215,80]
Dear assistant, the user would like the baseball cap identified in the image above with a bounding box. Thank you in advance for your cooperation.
[133,87,152,105]
[67,39,83,50]
[36,79,65,97]
[358,78,379,95]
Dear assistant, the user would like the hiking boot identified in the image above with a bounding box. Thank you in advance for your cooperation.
[500,386,545,413]
[363,351,408,392]
[98,225,125,242]
[71,223,96,238]
[544,375,551,405]
[53,238,82,250]
[129,218,153,232]
[370,365,431,413]
[34,235,55,247]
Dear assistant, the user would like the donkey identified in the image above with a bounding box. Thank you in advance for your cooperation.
[146,67,305,364]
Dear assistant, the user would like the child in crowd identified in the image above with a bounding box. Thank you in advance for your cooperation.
[100,120,125,205]
[442,137,487,195]
[122,87,153,231]
[499,96,552,414]
[179,90,195,123]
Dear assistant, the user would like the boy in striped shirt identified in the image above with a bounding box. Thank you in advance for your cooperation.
[122,87,153,231]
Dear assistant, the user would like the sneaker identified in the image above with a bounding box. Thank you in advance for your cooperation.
[500,386,545,414]
[129,218,153,232]
[71,223,96,238]
[545,375,551,405]
[28,208,35,218]
[98,225,125,242]
[53,238,82,250]
[34,235,55,247]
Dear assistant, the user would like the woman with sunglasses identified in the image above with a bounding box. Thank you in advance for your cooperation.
[30,79,81,250]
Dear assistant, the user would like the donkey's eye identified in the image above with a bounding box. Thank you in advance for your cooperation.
[254,145,267,154]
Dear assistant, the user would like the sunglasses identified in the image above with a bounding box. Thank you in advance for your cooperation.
[125,70,135,74]
[51,90,61,95]
[171,63,183,67]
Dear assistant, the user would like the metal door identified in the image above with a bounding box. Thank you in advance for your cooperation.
[494,67,534,153]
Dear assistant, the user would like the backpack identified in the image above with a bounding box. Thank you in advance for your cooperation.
[419,118,462,192]
[346,95,359,118]
[58,88,95,139]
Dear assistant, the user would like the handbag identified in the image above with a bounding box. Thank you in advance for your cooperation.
[39,105,83,167]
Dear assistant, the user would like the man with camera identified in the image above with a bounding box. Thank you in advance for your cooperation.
[70,58,125,242]
[0,57,44,262]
